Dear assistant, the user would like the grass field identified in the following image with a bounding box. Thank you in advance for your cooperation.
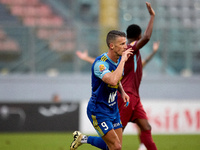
[0,132,200,150]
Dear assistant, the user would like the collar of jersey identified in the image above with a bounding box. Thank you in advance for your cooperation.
[130,41,136,46]
[104,53,119,66]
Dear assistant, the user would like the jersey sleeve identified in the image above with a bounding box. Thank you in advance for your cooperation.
[94,60,110,79]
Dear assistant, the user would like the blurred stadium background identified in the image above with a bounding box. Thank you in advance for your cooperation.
[0,0,200,141]
[0,0,200,75]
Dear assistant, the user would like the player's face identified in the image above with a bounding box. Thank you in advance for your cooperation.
[113,36,127,56]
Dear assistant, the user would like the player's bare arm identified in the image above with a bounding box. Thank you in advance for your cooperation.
[142,41,160,67]
[118,82,130,107]
[102,48,133,86]
[76,50,95,64]
[135,2,155,50]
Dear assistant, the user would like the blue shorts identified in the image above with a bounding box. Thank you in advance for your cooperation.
[87,108,123,137]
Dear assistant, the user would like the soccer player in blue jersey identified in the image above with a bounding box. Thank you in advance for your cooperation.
[72,2,156,150]
[75,41,159,150]
[70,30,133,150]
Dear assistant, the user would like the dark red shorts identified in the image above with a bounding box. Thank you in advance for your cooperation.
[117,92,148,127]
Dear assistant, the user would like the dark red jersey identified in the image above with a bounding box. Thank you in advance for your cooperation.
[121,41,142,97]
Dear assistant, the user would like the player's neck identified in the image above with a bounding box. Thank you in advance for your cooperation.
[107,50,119,63]
[127,38,136,44]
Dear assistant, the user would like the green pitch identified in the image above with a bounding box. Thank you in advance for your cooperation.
[0,132,200,150]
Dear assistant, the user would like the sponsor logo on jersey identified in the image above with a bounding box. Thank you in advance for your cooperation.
[113,122,120,127]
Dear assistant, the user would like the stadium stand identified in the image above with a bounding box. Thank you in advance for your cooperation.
[0,28,20,52]
[0,0,77,73]
[0,3,22,73]
[0,0,74,51]
[0,0,199,74]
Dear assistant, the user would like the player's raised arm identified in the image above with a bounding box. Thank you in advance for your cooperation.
[135,2,155,50]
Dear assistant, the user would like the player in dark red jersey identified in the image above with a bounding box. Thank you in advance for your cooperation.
[71,2,157,150]
[118,23,157,150]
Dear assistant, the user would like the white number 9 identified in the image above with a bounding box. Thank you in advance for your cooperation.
[101,122,108,130]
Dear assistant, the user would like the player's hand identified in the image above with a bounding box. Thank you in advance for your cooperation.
[153,41,160,52]
[76,50,88,60]
[121,92,130,107]
[121,48,133,62]
[146,2,155,16]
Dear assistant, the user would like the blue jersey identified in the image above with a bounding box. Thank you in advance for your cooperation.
[87,53,122,119]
